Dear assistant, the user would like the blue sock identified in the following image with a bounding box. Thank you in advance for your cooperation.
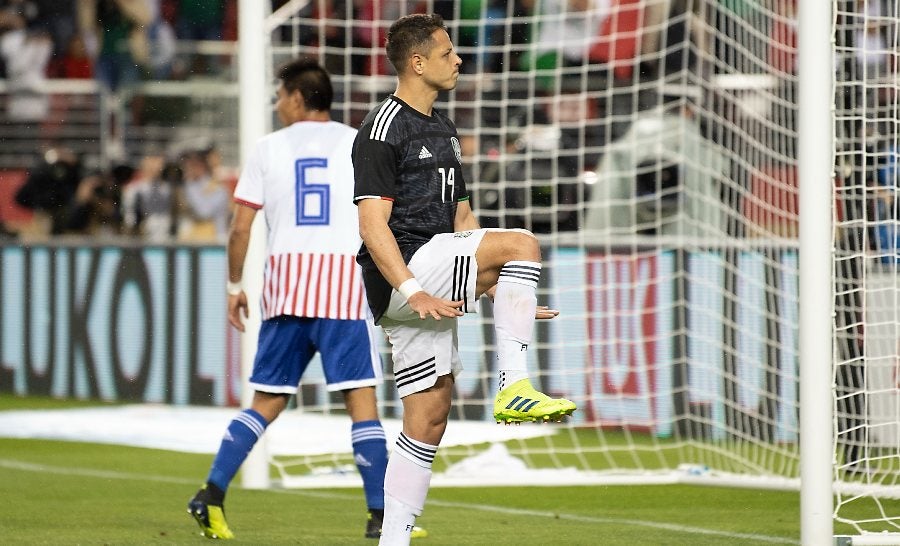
[352,420,388,510]
[206,409,268,492]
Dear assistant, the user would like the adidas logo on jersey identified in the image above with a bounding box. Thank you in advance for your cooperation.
[418,146,433,159]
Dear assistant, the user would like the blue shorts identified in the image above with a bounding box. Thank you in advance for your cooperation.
[249,315,383,394]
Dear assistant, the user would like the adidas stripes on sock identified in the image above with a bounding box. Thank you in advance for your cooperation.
[206,409,268,493]
[494,261,541,390]
[351,419,388,511]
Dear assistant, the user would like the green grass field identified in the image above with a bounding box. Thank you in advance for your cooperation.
[0,394,845,545]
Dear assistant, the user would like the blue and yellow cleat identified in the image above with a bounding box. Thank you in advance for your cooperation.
[493,378,576,424]
[187,492,234,540]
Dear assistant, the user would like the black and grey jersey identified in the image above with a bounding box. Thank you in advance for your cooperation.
[352,95,470,322]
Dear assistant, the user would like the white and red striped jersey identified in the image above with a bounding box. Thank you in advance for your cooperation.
[233,120,367,320]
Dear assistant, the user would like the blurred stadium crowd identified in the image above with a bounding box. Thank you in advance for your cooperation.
[0,1,896,250]
[0,0,238,241]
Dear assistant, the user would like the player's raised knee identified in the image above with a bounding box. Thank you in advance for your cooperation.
[479,228,540,264]
[502,228,540,261]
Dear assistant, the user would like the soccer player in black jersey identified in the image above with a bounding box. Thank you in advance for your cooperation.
[352,14,577,545]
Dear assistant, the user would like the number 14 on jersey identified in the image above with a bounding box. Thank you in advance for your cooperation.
[439,167,455,203]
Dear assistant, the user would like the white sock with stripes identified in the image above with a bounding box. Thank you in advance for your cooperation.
[494,261,541,390]
[380,433,436,546]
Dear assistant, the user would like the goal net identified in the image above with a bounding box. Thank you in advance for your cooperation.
[833,0,900,540]
[256,0,900,537]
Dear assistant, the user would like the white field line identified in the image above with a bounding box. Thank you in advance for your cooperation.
[0,458,796,544]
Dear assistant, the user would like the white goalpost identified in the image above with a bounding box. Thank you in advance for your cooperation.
[235,0,900,542]
[237,0,271,490]
[798,0,834,543]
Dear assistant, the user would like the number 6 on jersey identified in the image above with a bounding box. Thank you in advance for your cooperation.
[295,157,330,225]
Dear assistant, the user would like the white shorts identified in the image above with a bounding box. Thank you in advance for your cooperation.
[381,229,487,398]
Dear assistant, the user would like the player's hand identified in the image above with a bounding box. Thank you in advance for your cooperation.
[408,291,465,320]
[227,292,249,331]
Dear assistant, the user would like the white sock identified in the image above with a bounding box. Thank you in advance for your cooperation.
[494,261,541,390]
[379,433,436,546]
[380,496,418,546]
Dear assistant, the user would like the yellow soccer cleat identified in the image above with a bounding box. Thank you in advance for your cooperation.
[493,379,576,424]
[187,493,235,540]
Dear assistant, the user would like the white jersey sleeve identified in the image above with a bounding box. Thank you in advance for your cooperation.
[233,141,265,209]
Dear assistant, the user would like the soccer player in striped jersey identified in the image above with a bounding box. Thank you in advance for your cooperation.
[187,59,425,541]
[352,14,577,546]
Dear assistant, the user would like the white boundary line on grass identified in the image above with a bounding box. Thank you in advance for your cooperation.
[417,497,797,545]
[0,458,198,485]
[1,458,796,544]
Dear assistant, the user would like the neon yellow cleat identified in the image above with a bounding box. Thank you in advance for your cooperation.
[493,379,576,424]
[187,494,235,540]
[410,525,429,539]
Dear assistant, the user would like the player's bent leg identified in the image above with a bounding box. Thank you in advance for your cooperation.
[474,229,541,293]
[475,231,577,423]
[494,378,577,424]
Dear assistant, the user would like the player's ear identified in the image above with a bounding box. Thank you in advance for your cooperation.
[291,89,305,112]
[411,53,424,76]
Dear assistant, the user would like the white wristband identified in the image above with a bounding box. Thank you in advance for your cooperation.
[397,278,424,300]
[226,280,243,296]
